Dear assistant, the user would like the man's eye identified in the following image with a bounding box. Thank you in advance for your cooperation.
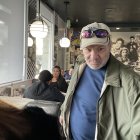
[99,47,105,51]
[84,48,90,52]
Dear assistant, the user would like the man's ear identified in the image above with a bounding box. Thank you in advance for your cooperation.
[109,41,112,49]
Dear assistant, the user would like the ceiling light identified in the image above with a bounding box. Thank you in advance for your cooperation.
[76,19,78,23]
[105,8,114,13]
[59,1,70,48]
[59,37,70,48]
[28,36,33,47]
[116,27,120,30]
[30,0,48,38]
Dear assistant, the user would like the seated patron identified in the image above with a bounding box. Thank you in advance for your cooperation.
[23,70,65,103]
[64,66,74,80]
[50,66,68,93]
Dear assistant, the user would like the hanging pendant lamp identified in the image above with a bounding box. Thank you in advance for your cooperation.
[59,1,70,48]
[28,36,33,47]
[59,28,70,48]
[30,0,48,38]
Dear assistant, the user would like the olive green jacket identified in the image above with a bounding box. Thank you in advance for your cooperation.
[60,55,140,140]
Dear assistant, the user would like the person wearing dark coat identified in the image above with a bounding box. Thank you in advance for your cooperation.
[23,70,65,103]
[50,66,68,93]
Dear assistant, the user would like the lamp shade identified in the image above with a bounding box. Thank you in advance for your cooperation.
[59,37,70,48]
[30,20,48,38]
[28,37,33,47]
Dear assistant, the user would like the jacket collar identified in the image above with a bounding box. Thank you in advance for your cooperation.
[79,54,121,87]
[105,54,121,87]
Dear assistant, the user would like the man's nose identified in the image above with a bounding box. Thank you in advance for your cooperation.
[90,49,99,59]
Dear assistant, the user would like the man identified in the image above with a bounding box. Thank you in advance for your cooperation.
[60,22,140,140]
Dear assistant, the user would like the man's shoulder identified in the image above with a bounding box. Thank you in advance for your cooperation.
[24,82,41,94]
[119,63,140,81]
[108,55,139,79]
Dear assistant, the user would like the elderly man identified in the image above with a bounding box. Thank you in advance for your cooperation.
[60,22,140,140]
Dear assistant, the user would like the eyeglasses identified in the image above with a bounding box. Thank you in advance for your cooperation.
[81,29,109,38]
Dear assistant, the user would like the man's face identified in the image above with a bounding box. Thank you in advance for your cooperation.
[82,44,111,70]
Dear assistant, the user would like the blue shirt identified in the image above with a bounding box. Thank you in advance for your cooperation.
[70,65,106,140]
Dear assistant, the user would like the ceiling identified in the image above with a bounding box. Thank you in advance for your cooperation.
[41,0,140,31]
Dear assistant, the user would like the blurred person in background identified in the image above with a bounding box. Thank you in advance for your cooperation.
[64,66,74,80]
[50,66,68,93]
[24,70,64,103]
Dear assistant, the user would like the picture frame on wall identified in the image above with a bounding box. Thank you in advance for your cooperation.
[111,33,140,75]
